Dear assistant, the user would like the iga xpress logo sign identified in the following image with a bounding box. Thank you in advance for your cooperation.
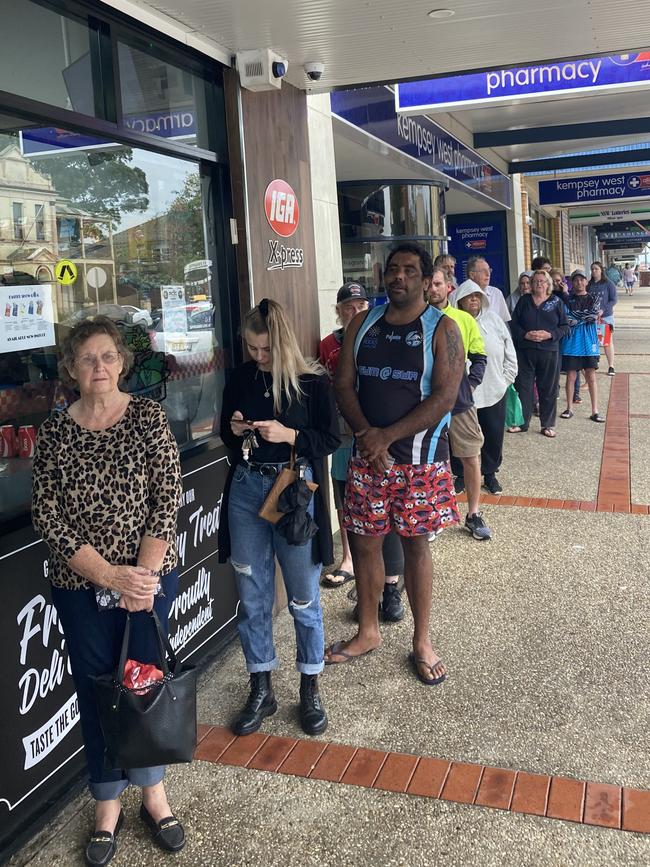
[264,179,300,237]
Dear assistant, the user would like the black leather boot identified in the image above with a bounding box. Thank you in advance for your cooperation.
[232,672,277,736]
[299,674,328,736]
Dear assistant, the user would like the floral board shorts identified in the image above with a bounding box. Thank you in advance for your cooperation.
[343,457,459,537]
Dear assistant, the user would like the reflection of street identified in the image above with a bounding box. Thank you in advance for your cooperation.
[0,123,226,479]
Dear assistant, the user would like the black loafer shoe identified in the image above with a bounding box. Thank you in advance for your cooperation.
[140,803,185,852]
[85,810,124,867]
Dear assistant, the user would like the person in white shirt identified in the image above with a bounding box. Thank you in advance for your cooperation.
[449,256,511,323]
[623,264,636,296]
[454,280,518,494]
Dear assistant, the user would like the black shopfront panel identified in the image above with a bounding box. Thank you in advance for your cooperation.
[0,444,238,857]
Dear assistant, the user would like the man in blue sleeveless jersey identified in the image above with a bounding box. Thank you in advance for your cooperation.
[326,243,464,685]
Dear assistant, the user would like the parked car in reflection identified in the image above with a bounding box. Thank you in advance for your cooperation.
[148,305,217,366]
[65,303,153,327]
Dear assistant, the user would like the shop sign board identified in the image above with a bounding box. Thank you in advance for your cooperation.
[0,447,238,859]
[264,180,300,237]
[331,86,511,209]
[598,231,650,241]
[0,284,55,353]
[539,170,650,205]
[569,207,650,224]
[263,179,304,270]
[447,212,510,295]
[395,52,650,114]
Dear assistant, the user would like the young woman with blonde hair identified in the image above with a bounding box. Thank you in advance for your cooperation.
[218,298,340,738]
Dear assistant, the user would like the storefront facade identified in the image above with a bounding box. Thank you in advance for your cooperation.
[0,0,331,857]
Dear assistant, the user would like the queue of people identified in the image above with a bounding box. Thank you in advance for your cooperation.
[30,244,622,867]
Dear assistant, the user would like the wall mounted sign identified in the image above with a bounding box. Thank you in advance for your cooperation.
[0,284,55,353]
[539,170,650,205]
[396,51,650,114]
[447,211,510,294]
[598,230,650,241]
[266,239,305,271]
[569,207,650,225]
[331,86,511,209]
[264,179,300,237]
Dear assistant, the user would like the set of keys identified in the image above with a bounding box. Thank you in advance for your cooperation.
[242,429,259,461]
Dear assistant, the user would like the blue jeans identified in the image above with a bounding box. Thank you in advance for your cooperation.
[51,570,178,801]
[228,463,324,675]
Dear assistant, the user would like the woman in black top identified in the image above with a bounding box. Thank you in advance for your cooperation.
[219,299,340,738]
[511,270,568,438]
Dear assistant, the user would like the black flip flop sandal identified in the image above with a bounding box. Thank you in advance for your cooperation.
[321,569,355,588]
[324,639,376,665]
[408,652,446,686]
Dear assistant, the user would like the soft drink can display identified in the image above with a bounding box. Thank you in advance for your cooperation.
[18,425,37,458]
[0,425,16,457]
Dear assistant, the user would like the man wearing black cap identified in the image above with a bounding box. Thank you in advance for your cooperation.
[319,283,370,381]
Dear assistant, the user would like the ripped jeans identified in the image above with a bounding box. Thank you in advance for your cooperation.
[228,462,324,675]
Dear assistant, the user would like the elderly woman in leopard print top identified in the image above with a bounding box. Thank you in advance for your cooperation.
[32,316,185,866]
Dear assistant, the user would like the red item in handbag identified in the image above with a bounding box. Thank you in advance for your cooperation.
[123,658,164,695]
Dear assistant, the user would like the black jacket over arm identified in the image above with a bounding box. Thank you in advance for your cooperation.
[218,362,341,566]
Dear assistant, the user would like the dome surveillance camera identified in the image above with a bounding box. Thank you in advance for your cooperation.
[304,62,325,81]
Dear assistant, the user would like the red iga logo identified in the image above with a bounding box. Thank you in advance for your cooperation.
[264,179,300,237]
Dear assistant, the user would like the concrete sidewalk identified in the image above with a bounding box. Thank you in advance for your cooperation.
[10,291,650,867]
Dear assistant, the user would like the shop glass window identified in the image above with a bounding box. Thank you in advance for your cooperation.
[338,182,446,295]
[12,203,24,240]
[1,0,98,117]
[117,41,210,149]
[35,204,46,241]
[0,121,230,522]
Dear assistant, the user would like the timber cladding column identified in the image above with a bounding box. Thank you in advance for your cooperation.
[239,82,320,357]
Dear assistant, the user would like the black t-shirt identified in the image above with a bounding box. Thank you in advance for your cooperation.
[220,361,338,464]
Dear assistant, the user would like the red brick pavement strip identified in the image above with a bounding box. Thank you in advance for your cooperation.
[194,727,650,834]
[597,373,631,512]
[456,371,650,514]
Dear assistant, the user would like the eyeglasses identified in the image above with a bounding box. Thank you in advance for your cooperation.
[75,351,121,368]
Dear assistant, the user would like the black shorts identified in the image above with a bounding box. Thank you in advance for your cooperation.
[561,355,599,372]
[332,477,346,510]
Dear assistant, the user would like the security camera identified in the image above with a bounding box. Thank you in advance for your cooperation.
[304,62,325,82]
[272,58,288,79]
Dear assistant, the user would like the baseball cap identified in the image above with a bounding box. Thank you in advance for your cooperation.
[570,269,587,280]
[337,282,368,303]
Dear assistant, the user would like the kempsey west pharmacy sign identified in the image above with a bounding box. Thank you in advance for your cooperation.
[396,51,650,113]
[539,170,650,205]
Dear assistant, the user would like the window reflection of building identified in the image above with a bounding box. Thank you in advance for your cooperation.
[55,205,116,316]
[0,143,59,286]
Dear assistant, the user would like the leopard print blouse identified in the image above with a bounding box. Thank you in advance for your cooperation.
[32,397,182,590]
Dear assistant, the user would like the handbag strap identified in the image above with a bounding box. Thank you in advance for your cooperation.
[288,445,296,470]
[116,610,178,685]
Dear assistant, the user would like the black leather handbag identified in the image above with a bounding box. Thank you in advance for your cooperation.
[92,610,197,769]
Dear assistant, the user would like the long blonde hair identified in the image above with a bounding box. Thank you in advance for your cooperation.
[243,298,322,414]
